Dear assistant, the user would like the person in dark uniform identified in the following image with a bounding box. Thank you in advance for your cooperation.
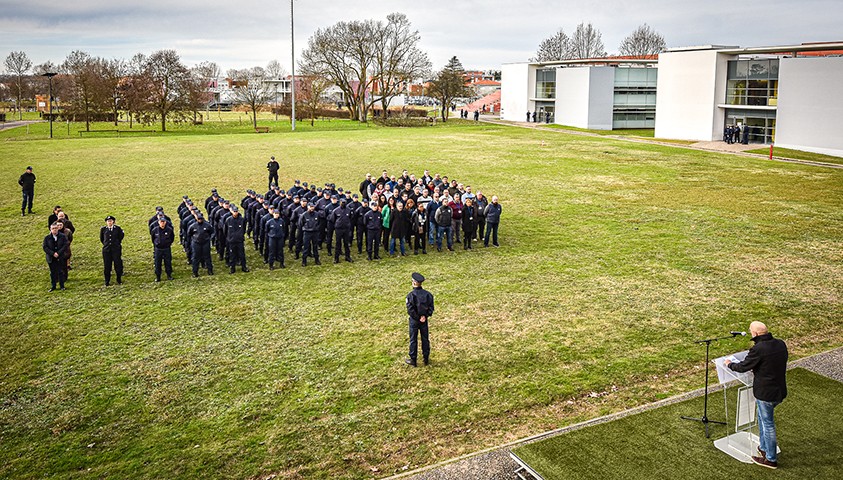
[405,272,434,367]
[225,206,249,273]
[363,201,382,261]
[266,156,280,189]
[531,111,537,123]
[462,197,477,250]
[100,215,125,286]
[353,197,368,254]
[19,166,36,216]
[473,110,480,121]
[292,197,308,258]
[299,202,322,266]
[151,216,175,282]
[43,222,68,291]
[329,198,353,263]
[188,212,214,277]
[265,208,287,269]
[526,111,531,122]
[725,321,788,469]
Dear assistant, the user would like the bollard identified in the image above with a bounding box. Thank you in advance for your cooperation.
[769,144,774,160]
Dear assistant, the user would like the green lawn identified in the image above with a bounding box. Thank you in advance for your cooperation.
[513,368,842,480]
[1,122,842,479]
[746,146,843,166]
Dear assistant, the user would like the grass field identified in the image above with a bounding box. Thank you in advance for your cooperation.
[513,368,843,480]
[746,146,843,166]
[1,120,842,479]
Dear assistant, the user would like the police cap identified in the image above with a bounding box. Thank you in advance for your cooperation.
[105,215,116,222]
[411,272,425,283]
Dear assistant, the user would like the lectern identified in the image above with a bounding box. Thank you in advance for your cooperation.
[712,351,780,462]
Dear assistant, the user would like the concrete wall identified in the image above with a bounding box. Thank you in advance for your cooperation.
[775,57,843,157]
[655,50,731,140]
[586,67,615,130]
[500,63,531,121]
[553,67,614,130]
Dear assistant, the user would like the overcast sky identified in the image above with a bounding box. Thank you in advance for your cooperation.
[2,0,842,73]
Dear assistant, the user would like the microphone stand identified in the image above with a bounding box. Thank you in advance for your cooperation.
[681,334,738,438]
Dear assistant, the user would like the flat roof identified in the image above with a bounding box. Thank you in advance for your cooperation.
[667,42,843,55]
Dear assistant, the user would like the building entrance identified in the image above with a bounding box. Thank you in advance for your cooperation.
[725,109,776,144]
[535,101,554,123]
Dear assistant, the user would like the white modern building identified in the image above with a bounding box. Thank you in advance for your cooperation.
[655,43,843,157]
[500,58,658,130]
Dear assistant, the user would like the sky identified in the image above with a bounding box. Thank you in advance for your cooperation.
[1,0,842,74]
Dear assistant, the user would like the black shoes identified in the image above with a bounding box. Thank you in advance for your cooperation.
[167,275,173,280]
[314,259,321,265]
[155,277,161,282]
[242,267,249,272]
[345,257,353,263]
[334,258,340,264]
[423,358,430,366]
[49,287,56,292]
[230,266,236,273]
[405,358,417,367]
[269,264,275,270]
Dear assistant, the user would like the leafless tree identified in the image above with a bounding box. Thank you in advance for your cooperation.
[101,59,127,126]
[62,51,108,131]
[228,67,273,129]
[297,75,333,126]
[4,51,32,120]
[428,56,470,122]
[122,53,151,128]
[532,29,571,62]
[370,12,431,115]
[144,49,193,132]
[265,60,286,79]
[570,23,607,59]
[619,24,666,58]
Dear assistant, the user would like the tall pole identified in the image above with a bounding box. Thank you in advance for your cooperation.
[290,0,296,131]
[42,72,57,139]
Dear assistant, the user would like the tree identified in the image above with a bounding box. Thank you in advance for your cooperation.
[569,23,606,59]
[265,60,286,79]
[228,67,273,129]
[101,59,126,126]
[143,49,192,132]
[4,51,32,120]
[370,13,431,116]
[122,53,151,128]
[619,24,666,58]
[62,51,108,131]
[532,29,571,62]
[297,75,333,126]
[428,56,470,122]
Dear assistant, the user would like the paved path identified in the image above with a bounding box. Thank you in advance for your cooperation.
[483,118,843,170]
[0,120,42,131]
[390,346,843,480]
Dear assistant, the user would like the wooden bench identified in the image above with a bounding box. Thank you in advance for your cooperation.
[79,129,156,137]
[255,126,270,133]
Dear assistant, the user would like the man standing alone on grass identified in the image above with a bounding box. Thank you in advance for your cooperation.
[405,272,434,367]
[267,156,280,189]
[100,215,125,286]
[725,321,788,469]
[19,166,36,216]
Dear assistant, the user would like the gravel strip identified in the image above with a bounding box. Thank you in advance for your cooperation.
[393,346,843,480]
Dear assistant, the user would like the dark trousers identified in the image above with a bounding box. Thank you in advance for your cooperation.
[381,229,390,249]
[103,248,123,284]
[408,317,430,362]
[414,231,427,252]
[366,229,381,258]
[334,228,351,260]
[484,222,499,246]
[227,241,246,269]
[154,247,173,279]
[22,188,34,213]
[267,237,285,266]
[268,172,278,189]
[463,226,475,249]
[477,218,486,240]
[325,224,335,252]
[192,241,213,275]
[289,225,297,251]
[302,231,319,263]
[48,260,65,289]
[356,224,365,253]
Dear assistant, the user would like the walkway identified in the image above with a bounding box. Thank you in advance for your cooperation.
[482,118,843,170]
[0,120,43,131]
[390,346,843,480]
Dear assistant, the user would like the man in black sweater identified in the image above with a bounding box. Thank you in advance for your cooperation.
[100,215,125,286]
[725,321,788,469]
[19,166,36,216]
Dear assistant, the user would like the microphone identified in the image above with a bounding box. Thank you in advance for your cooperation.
[730,331,747,337]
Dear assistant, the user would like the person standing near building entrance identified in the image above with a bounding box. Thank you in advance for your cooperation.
[100,215,125,286]
[725,321,788,469]
[267,156,280,189]
[405,272,434,367]
[19,166,36,216]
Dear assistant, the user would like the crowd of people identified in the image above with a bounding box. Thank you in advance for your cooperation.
[35,164,503,289]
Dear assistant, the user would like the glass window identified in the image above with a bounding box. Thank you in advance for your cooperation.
[748,60,769,79]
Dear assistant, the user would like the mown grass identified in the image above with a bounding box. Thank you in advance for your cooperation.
[514,368,843,480]
[746,146,843,166]
[0,122,841,479]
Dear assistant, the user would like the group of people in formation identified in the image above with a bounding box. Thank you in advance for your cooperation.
[39,164,503,289]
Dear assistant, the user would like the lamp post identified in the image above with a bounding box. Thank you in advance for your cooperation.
[290,0,296,131]
[42,72,57,138]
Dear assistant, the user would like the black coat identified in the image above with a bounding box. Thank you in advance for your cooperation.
[19,172,36,190]
[406,287,434,321]
[728,333,788,402]
[390,209,411,238]
[100,226,124,252]
[151,224,175,249]
[43,232,68,263]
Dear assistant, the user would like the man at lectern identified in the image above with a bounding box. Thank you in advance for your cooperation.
[724,321,788,469]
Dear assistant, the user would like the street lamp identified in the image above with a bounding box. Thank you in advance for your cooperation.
[41,72,57,138]
[290,0,296,131]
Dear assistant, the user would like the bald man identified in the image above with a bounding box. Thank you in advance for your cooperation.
[724,322,788,469]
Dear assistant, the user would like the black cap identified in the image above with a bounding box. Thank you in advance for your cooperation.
[182,195,189,199]
[307,202,316,208]
[197,213,204,219]
[26,166,32,170]
[271,156,275,160]
[331,194,338,199]
[352,194,359,198]
[295,179,300,184]
[105,215,116,221]
[231,206,239,212]
[412,272,425,283]
[156,206,164,211]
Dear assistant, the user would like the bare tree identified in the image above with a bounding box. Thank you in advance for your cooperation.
[297,75,333,126]
[144,49,192,132]
[101,59,126,126]
[370,12,432,115]
[428,56,470,122]
[619,24,666,58]
[228,67,273,129]
[532,29,571,62]
[265,60,286,79]
[62,51,108,131]
[569,23,606,59]
[122,53,151,128]
[4,51,32,120]
[300,18,379,122]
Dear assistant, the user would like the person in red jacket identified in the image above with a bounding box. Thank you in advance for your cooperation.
[725,321,788,469]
